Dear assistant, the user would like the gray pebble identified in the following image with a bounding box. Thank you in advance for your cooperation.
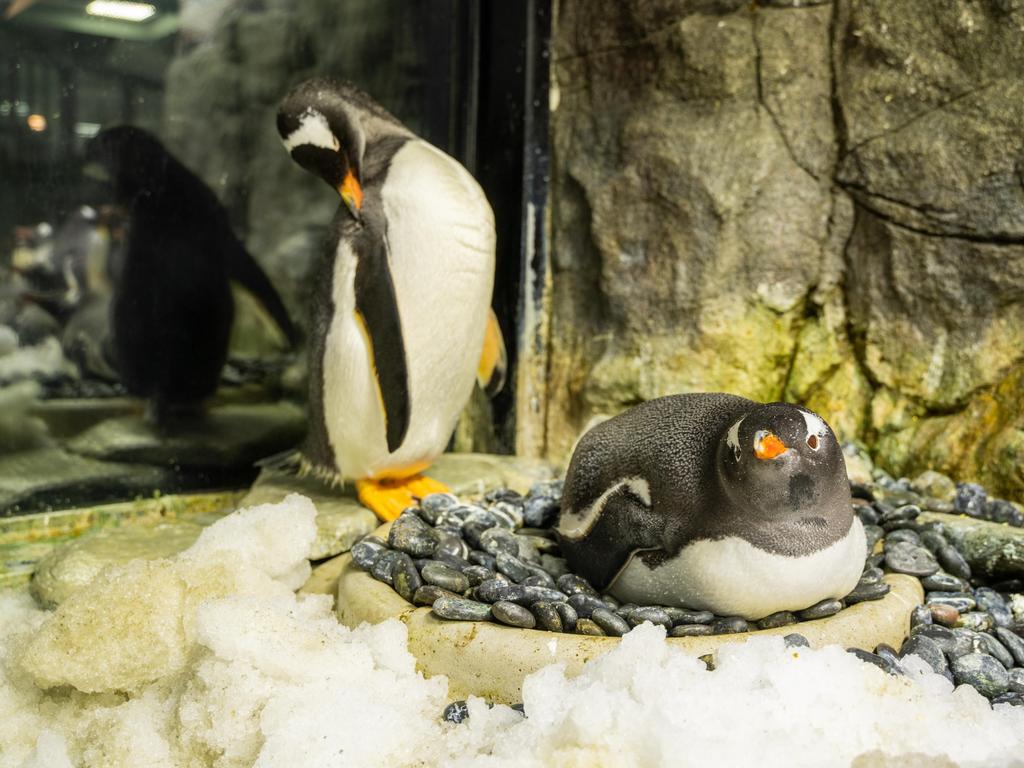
[442,699,470,724]
[575,618,605,636]
[784,633,810,648]
[884,529,921,547]
[864,525,885,551]
[951,653,1009,698]
[920,572,969,592]
[555,602,578,632]
[884,542,939,577]
[919,530,947,554]
[855,505,879,526]
[531,601,563,632]
[936,545,971,581]
[413,584,460,606]
[1008,668,1024,694]
[797,598,843,620]
[432,596,492,622]
[712,616,749,634]
[388,513,437,558]
[434,534,470,561]
[350,539,384,570]
[463,521,493,550]
[568,592,608,618]
[844,582,890,604]
[421,562,470,594]
[591,608,631,636]
[899,634,949,677]
[392,553,423,602]
[994,627,1024,666]
[926,592,976,612]
[992,692,1024,707]
[756,611,797,630]
[523,495,560,527]
[474,578,517,603]
[971,631,1015,670]
[880,504,921,525]
[602,595,621,610]
[874,643,904,672]
[669,624,714,637]
[522,574,555,589]
[955,611,994,633]
[975,587,1014,629]
[628,607,673,629]
[480,528,519,557]
[468,551,497,570]
[419,493,459,522]
[859,567,884,585]
[517,533,559,556]
[370,550,401,585]
[556,574,600,598]
[866,553,885,569]
[848,648,902,676]
[518,586,570,606]
[521,563,558,588]
[665,608,715,626]
[539,555,570,578]
[462,565,494,588]
[492,600,537,628]
[910,605,932,630]
[495,551,532,582]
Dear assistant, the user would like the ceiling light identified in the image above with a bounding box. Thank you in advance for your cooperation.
[85,1,157,22]
[27,114,47,132]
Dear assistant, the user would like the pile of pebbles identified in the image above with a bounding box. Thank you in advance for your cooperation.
[848,482,1024,707]
[350,481,890,640]
[352,468,1024,710]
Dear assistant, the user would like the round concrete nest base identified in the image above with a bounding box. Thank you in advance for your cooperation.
[310,524,924,704]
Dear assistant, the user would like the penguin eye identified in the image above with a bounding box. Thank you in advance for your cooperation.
[806,434,820,451]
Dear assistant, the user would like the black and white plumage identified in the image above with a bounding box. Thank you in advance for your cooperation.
[555,394,865,620]
[83,126,298,423]
[276,78,502,495]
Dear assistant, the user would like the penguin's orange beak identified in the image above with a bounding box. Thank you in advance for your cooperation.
[338,169,363,220]
[755,432,788,460]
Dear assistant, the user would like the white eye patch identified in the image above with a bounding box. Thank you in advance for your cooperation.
[800,410,827,450]
[726,416,744,460]
[283,108,339,152]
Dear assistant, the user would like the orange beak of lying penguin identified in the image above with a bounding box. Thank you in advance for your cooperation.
[754,432,788,460]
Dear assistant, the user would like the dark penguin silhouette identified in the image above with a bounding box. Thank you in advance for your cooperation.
[555,394,865,620]
[83,126,298,423]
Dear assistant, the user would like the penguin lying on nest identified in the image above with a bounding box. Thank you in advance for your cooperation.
[276,77,506,521]
[83,126,299,424]
[555,394,866,620]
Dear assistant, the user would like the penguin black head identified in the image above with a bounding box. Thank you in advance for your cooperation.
[277,78,367,221]
[82,126,171,205]
[715,403,848,519]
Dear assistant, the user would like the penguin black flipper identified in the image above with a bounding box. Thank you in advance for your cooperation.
[556,486,662,591]
[354,231,410,454]
[223,234,300,347]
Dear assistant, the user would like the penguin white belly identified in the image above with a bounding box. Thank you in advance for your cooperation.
[610,518,867,620]
[322,140,495,480]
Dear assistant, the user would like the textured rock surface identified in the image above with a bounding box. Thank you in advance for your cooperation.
[538,0,1024,502]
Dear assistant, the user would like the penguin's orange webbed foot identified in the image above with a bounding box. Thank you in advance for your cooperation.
[356,475,451,521]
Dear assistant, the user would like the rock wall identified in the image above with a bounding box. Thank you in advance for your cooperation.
[543,0,1024,501]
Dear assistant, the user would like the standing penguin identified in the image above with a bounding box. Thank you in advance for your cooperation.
[277,78,506,520]
[555,394,865,620]
[83,126,299,424]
